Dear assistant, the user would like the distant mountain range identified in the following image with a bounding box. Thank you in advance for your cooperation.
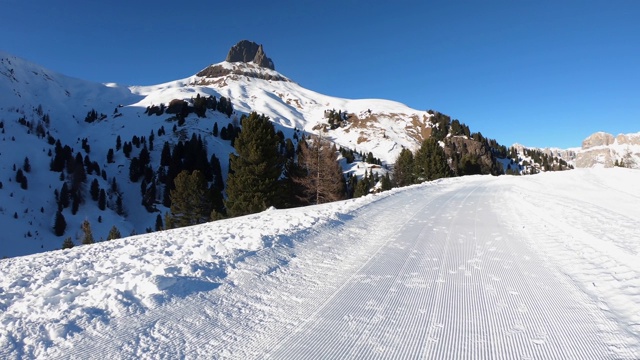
[512,131,640,169]
[0,40,636,258]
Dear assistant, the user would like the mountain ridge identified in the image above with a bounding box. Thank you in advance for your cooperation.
[0,41,614,259]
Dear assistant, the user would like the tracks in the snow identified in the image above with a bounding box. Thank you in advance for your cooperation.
[53,176,640,359]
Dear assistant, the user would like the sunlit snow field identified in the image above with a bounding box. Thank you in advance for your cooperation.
[1,168,639,359]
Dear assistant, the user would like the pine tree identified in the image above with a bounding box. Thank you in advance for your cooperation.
[116,194,124,215]
[98,189,106,210]
[394,148,415,187]
[54,210,66,236]
[414,138,451,182]
[81,219,94,244]
[62,237,74,249]
[90,178,100,201]
[380,173,393,191]
[23,157,31,173]
[71,194,80,215]
[129,157,140,182]
[107,225,121,240]
[59,182,70,208]
[353,171,371,198]
[160,141,171,167]
[225,112,283,217]
[166,170,211,228]
[155,214,164,231]
[16,170,28,190]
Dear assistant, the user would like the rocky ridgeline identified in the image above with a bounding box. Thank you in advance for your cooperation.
[196,40,286,81]
[575,131,640,168]
[225,40,275,70]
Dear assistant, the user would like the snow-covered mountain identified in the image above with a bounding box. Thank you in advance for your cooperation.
[574,131,640,168]
[0,41,441,258]
[130,56,434,165]
[2,41,639,358]
[2,40,608,259]
[513,131,640,170]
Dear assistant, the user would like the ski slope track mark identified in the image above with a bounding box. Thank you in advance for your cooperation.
[1,170,639,359]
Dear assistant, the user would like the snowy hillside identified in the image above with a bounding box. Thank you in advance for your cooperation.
[0,42,445,258]
[1,168,639,359]
[129,60,433,165]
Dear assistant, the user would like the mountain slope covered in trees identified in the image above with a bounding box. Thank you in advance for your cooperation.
[0,42,570,258]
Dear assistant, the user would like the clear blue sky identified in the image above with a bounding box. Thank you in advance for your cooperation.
[1,0,638,148]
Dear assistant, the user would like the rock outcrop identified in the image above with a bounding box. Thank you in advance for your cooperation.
[581,132,614,149]
[575,131,640,168]
[225,40,275,70]
[195,40,287,82]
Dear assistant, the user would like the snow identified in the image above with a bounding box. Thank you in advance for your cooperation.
[129,60,433,165]
[1,168,639,359]
[0,52,428,258]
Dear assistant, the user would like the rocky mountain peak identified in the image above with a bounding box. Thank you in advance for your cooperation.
[225,40,275,70]
[581,131,614,149]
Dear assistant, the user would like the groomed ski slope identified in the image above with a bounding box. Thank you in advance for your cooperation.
[1,168,639,359]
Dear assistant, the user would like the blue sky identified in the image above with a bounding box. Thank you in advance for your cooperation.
[1,0,638,148]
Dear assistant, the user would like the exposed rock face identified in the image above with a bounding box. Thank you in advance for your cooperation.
[575,131,640,168]
[195,40,286,82]
[195,63,288,82]
[616,133,640,146]
[225,40,275,70]
[582,132,614,149]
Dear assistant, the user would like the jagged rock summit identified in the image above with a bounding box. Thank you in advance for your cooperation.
[225,40,275,70]
[195,40,286,82]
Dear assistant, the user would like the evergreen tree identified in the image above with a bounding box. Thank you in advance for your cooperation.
[160,141,171,167]
[107,225,121,240]
[98,189,106,210]
[107,148,114,163]
[23,157,31,173]
[16,168,24,184]
[60,182,70,209]
[380,173,393,191]
[81,219,94,244]
[71,194,80,215]
[210,154,224,191]
[166,170,211,229]
[414,138,451,181]
[18,171,28,190]
[353,172,371,198]
[129,157,141,182]
[213,122,219,137]
[53,210,66,236]
[225,112,283,217]
[458,154,482,176]
[155,214,164,231]
[90,178,100,201]
[62,237,74,249]
[116,194,124,215]
[394,148,415,187]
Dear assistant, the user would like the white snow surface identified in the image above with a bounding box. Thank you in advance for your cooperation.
[0,51,426,258]
[1,168,639,359]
